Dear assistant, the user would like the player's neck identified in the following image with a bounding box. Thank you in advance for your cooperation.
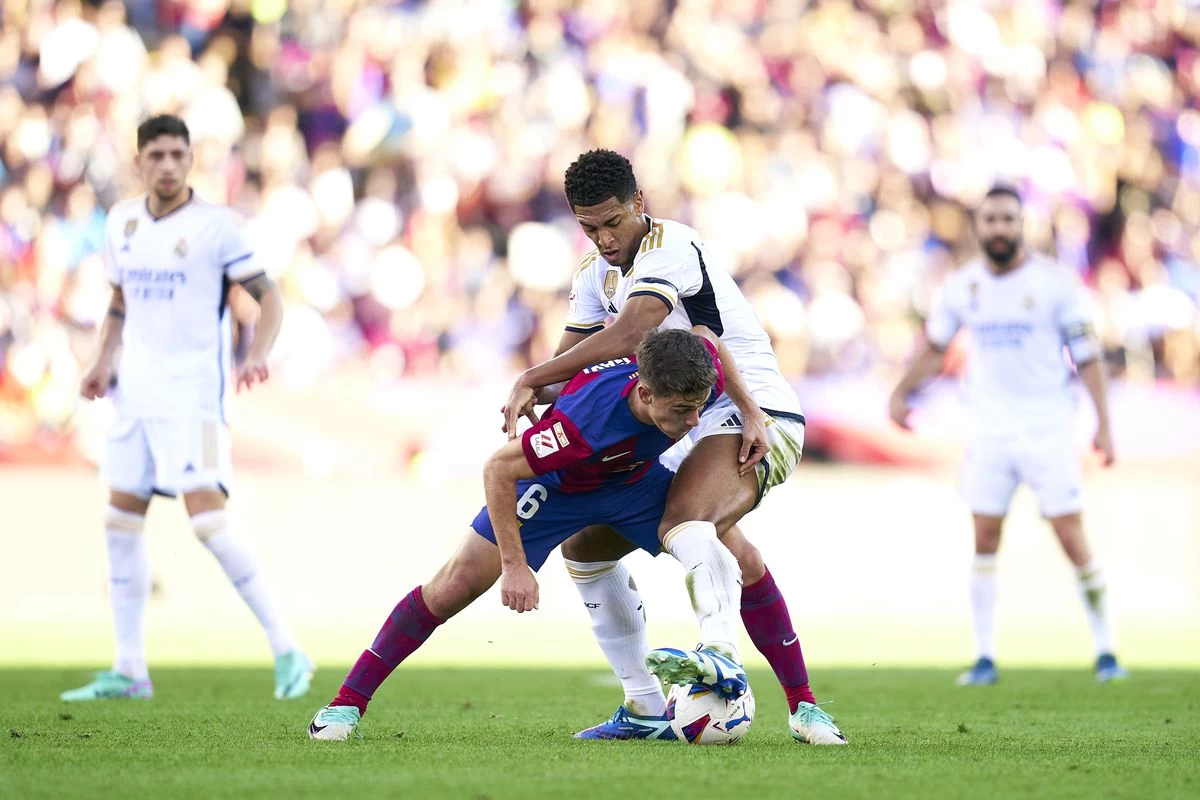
[147,187,193,220]
[985,248,1028,277]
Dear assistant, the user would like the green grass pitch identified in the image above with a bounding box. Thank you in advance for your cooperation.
[2,667,1197,799]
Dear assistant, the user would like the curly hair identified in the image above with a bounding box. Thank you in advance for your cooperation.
[635,329,717,399]
[563,149,638,209]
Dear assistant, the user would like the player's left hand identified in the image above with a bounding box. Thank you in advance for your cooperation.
[738,411,770,476]
[1093,424,1115,467]
[500,564,539,613]
[236,355,270,392]
[501,378,539,439]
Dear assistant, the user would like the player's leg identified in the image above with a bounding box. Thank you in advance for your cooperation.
[170,419,311,699]
[958,439,1017,686]
[310,530,502,740]
[62,420,156,702]
[1027,432,1126,681]
[720,524,815,711]
[184,488,311,699]
[561,526,666,715]
[1048,513,1125,680]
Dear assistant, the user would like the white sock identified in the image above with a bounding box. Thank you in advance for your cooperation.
[566,559,665,717]
[106,507,151,681]
[1077,559,1115,656]
[662,521,742,661]
[192,510,299,657]
[969,553,998,660]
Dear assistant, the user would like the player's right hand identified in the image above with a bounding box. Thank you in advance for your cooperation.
[888,391,911,430]
[80,361,114,400]
[501,379,539,439]
[499,564,539,613]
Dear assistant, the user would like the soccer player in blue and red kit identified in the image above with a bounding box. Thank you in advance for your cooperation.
[308,329,745,740]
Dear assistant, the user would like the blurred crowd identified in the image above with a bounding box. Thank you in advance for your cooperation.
[2,0,1199,453]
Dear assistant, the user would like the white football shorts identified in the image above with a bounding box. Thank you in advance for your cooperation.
[660,393,805,506]
[102,417,233,499]
[961,428,1083,518]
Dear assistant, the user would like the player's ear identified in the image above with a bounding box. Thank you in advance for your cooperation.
[632,189,644,216]
[636,383,652,405]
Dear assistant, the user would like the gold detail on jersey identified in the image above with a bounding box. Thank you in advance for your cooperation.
[124,219,138,237]
[553,421,570,448]
[639,221,664,253]
[175,239,188,257]
[603,268,620,299]
[575,250,600,278]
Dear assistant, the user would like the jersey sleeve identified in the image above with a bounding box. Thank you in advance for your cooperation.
[925,283,962,351]
[565,255,607,334]
[627,248,704,314]
[1056,274,1101,365]
[218,211,261,282]
[520,407,595,474]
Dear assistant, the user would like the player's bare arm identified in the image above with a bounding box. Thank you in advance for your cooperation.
[530,329,593,407]
[502,295,667,437]
[81,286,126,400]
[1076,358,1114,466]
[482,438,541,613]
[888,342,948,429]
[235,272,284,393]
[691,324,768,474]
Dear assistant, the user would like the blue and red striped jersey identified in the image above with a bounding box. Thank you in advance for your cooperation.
[520,339,724,493]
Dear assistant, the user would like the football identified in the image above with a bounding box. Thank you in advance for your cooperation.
[666,683,755,744]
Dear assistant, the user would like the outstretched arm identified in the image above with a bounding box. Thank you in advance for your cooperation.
[235,273,284,392]
[888,342,948,429]
[483,438,541,613]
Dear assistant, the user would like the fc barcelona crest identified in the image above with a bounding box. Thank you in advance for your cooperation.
[603,268,619,299]
[175,239,188,257]
[124,219,138,237]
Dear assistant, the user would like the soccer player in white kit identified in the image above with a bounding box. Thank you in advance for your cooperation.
[501,150,845,745]
[889,186,1127,685]
[61,115,313,701]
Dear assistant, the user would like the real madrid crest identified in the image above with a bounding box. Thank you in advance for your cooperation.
[968,280,979,310]
[1024,293,1035,310]
[603,268,619,299]
[124,219,138,237]
[175,239,188,257]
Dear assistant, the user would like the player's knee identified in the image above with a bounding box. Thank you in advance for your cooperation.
[564,559,619,585]
[105,506,146,535]
[426,560,489,618]
[724,536,764,585]
[190,509,228,542]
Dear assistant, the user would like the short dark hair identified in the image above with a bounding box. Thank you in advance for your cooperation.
[635,329,717,399]
[137,115,190,151]
[564,149,638,209]
[983,184,1022,207]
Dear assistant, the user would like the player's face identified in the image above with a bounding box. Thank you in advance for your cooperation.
[574,191,647,269]
[643,389,709,440]
[136,135,193,202]
[975,195,1023,266]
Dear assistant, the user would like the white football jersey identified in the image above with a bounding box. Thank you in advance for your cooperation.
[926,253,1101,437]
[105,192,261,421]
[566,217,802,417]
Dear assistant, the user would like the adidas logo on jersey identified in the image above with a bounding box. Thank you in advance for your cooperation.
[719,414,742,429]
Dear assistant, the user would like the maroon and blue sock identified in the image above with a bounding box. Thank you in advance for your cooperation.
[332,586,444,714]
[741,567,815,713]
